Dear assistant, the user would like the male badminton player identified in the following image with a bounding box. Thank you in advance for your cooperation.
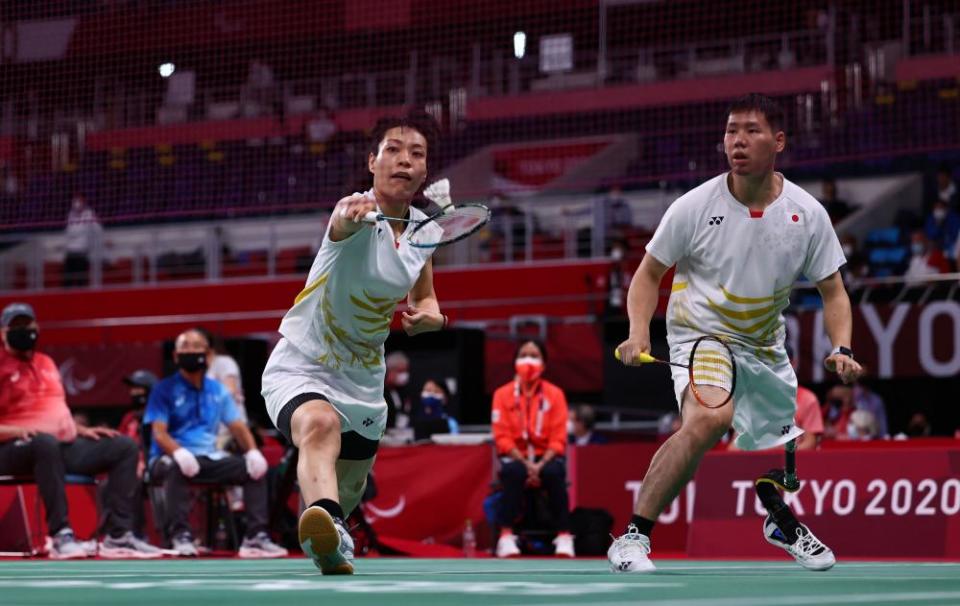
[609,94,862,573]
[262,112,447,574]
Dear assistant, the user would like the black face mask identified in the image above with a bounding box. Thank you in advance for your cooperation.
[131,394,148,408]
[6,327,38,352]
[177,352,207,373]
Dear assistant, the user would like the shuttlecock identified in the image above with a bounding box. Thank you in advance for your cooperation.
[424,178,455,214]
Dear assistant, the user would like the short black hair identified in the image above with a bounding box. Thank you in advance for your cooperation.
[513,339,548,363]
[368,110,441,171]
[574,404,596,430]
[726,93,785,133]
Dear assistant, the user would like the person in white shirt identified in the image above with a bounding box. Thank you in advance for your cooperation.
[261,112,447,575]
[63,193,103,287]
[608,94,862,575]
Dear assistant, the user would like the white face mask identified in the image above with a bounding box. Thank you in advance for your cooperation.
[842,244,854,257]
[567,420,575,434]
[515,356,543,367]
[610,248,624,261]
[933,208,947,222]
[394,371,409,387]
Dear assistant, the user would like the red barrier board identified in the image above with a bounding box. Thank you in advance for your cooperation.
[689,448,960,559]
[570,443,690,553]
[364,444,493,546]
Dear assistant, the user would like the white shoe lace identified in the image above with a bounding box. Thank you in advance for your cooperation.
[610,524,651,561]
[791,526,827,558]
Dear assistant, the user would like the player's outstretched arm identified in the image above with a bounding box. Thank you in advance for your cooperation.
[816,271,862,383]
[329,191,377,242]
[403,257,444,336]
[617,253,670,365]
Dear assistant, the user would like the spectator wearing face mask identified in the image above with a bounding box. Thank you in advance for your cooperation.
[569,404,608,446]
[841,409,880,441]
[936,165,958,209]
[923,201,960,264]
[0,303,162,559]
[144,328,286,559]
[905,230,951,280]
[491,340,574,559]
[412,378,459,440]
[384,351,412,430]
[838,235,869,283]
[118,369,159,471]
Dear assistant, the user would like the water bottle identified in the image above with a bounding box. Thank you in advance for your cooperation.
[462,519,476,558]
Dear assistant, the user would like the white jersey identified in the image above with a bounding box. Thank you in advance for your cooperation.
[277,202,440,411]
[647,173,845,357]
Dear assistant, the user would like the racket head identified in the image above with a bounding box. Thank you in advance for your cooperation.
[407,204,490,248]
[687,335,736,409]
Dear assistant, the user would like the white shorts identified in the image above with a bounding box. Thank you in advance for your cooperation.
[668,339,804,451]
[261,338,388,443]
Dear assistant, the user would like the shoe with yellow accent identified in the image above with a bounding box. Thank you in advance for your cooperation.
[298,506,354,575]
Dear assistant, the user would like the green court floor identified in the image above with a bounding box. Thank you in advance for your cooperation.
[1,558,958,606]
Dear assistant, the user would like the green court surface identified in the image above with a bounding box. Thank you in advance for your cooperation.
[1,558,959,606]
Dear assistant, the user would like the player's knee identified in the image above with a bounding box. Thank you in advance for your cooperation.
[295,406,341,446]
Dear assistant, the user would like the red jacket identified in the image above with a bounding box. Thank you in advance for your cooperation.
[491,378,569,458]
[0,350,77,442]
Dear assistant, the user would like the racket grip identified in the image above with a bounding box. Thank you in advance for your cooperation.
[361,211,378,224]
[614,349,656,364]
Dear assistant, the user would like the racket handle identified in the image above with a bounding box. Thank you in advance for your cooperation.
[361,211,378,224]
[614,349,657,364]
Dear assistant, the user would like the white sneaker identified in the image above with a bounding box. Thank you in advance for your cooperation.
[298,506,354,575]
[100,532,165,559]
[553,533,575,558]
[495,533,521,558]
[48,528,89,560]
[171,532,199,557]
[763,515,836,571]
[608,524,656,573]
[239,531,289,559]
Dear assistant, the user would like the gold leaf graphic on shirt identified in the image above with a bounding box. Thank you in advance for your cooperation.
[294,273,329,305]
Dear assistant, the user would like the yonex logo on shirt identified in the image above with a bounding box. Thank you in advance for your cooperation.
[708,216,724,225]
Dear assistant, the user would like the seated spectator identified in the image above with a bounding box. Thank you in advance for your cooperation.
[903,411,932,438]
[936,164,958,209]
[787,344,823,450]
[841,409,880,441]
[145,328,287,559]
[569,404,608,446]
[852,375,889,439]
[0,303,162,559]
[819,178,852,224]
[821,384,855,440]
[491,340,574,558]
[118,368,159,539]
[839,234,869,283]
[384,351,412,431]
[657,412,682,438]
[905,230,951,280]
[923,200,960,264]
[413,378,459,440]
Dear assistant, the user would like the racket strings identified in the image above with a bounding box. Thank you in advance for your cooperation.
[409,205,489,246]
[690,339,735,406]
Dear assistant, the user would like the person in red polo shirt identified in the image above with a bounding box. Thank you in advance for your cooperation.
[0,302,162,559]
[491,339,574,558]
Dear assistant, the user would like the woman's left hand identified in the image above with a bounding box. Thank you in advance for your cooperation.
[401,306,443,336]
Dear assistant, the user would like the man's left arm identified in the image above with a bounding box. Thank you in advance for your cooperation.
[816,271,863,384]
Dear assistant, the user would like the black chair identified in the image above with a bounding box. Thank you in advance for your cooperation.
[0,473,98,557]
